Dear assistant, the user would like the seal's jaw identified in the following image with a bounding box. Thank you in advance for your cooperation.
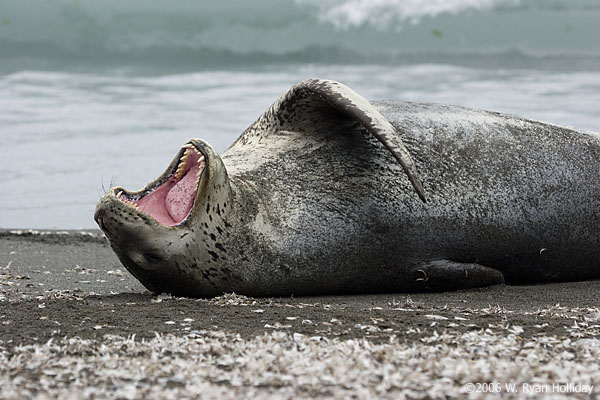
[94,138,235,297]
[114,142,207,227]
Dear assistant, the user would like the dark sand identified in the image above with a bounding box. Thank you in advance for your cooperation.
[1,229,599,346]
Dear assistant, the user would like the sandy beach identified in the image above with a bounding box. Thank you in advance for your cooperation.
[1,229,599,399]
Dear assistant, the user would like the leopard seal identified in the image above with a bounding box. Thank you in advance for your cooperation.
[94,79,600,297]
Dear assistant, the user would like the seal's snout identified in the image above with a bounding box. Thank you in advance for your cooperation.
[94,199,118,236]
[96,200,184,272]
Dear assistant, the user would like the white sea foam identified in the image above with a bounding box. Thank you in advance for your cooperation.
[0,0,598,72]
[297,0,521,29]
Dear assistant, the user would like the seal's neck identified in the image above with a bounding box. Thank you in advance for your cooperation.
[189,148,236,239]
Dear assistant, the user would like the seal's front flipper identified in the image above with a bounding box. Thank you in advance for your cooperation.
[414,260,505,291]
[232,78,426,202]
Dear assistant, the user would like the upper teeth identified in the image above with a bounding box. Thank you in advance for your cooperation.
[117,191,139,209]
[175,149,191,179]
[175,146,205,179]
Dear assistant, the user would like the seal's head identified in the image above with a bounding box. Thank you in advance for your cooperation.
[94,138,232,296]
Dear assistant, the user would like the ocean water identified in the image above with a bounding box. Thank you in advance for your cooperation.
[1,0,599,229]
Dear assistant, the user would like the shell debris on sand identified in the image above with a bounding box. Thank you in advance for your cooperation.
[1,325,600,400]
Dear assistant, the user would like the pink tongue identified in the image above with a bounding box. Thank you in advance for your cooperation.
[165,167,197,223]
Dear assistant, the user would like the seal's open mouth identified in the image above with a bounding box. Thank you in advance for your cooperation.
[116,144,206,227]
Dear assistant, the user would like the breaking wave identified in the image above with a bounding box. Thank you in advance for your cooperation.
[0,0,598,71]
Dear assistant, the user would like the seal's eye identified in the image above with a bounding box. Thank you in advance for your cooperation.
[116,144,206,226]
[143,253,164,263]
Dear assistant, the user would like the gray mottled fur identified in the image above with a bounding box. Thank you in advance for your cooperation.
[95,79,600,297]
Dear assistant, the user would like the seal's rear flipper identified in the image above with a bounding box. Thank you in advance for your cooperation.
[414,260,505,291]
[232,78,426,202]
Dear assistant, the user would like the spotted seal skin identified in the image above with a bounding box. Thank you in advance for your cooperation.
[95,79,600,297]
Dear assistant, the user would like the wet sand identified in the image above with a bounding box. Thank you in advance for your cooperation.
[1,230,599,399]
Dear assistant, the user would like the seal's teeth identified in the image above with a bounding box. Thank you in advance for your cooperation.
[117,194,138,209]
[182,143,194,149]
[175,149,191,179]
[175,165,186,179]
[198,156,205,163]
[180,149,191,164]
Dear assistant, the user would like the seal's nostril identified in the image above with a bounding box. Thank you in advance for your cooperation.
[94,208,105,225]
[95,210,114,235]
[96,215,105,230]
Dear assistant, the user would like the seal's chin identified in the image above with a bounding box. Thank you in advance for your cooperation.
[115,143,206,227]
